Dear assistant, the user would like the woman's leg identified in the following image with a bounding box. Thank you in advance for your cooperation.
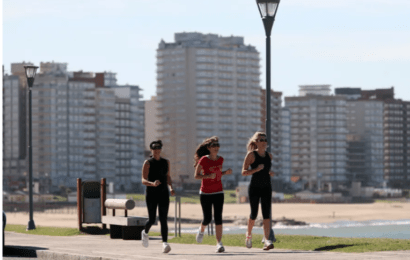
[213,193,224,243]
[199,194,212,232]
[260,187,272,240]
[158,191,170,242]
[144,193,158,234]
[247,187,260,236]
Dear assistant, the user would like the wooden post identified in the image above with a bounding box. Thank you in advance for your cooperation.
[101,178,106,230]
[77,178,82,231]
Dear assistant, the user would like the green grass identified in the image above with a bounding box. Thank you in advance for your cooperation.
[127,190,237,204]
[169,233,410,253]
[53,195,68,202]
[284,194,295,200]
[5,224,81,236]
[6,224,410,253]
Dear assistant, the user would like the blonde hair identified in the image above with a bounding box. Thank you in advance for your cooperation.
[246,132,266,152]
[193,136,219,167]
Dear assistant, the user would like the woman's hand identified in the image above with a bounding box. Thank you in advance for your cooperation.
[207,172,216,179]
[152,180,161,187]
[170,188,176,196]
[269,171,275,177]
[224,169,233,175]
[256,164,264,172]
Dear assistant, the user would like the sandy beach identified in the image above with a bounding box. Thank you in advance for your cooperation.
[5,202,410,230]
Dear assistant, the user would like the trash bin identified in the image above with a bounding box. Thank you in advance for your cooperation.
[82,181,101,223]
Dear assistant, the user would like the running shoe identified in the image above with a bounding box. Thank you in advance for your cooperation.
[141,230,149,248]
[196,229,204,243]
[162,242,171,253]
[245,232,252,249]
[263,239,274,251]
[216,242,225,253]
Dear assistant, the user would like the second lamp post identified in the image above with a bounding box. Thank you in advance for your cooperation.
[24,65,39,230]
[256,0,280,242]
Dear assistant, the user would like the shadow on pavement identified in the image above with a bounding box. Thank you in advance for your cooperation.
[81,226,110,235]
[314,244,354,251]
[3,245,48,258]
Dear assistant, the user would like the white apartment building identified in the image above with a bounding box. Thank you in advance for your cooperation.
[156,32,262,187]
[285,94,348,190]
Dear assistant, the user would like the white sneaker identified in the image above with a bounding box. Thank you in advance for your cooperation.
[263,239,274,251]
[216,242,225,253]
[162,242,171,253]
[245,232,252,249]
[196,229,204,243]
[141,230,149,248]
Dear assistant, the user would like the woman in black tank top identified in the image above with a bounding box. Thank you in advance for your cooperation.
[141,140,175,253]
[241,132,275,251]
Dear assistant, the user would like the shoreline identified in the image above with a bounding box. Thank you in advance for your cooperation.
[5,202,410,231]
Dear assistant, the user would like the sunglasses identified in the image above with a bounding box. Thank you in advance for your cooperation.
[151,146,162,150]
[209,143,220,148]
[257,138,267,142]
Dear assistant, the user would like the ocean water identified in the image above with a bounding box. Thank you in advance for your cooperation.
[174,219,410,239]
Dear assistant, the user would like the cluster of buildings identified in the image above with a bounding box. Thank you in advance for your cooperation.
[3,32,410,195]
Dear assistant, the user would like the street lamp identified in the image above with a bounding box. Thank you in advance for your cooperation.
[255,0,280,242]
[24,65,39,230]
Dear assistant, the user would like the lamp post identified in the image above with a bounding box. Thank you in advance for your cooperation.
[255,0,280,242]
[24,65,39,230]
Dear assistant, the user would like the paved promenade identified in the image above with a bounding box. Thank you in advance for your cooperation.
[4,232,410,260]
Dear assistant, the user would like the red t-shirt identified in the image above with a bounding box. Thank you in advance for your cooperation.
[198,156,224,194]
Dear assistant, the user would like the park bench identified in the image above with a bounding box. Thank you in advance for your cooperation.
[102,199,152,240]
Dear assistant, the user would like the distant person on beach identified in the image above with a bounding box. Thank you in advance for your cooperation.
[193,136,232,253]
[242,132,275,250]
[141,140,175,253]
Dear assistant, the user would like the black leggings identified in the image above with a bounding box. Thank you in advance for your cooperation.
[200,193,224,226]
[248,186,272,220]
[145,190,169,242]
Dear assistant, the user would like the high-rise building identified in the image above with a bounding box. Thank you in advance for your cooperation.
[156,32,262,187]
[3,61,145,193]
[337,87,410,188]
[285,93,348,190]
[345,100,384,186]
[3,67,28,191]
[144,96,160,150]
[280,107,292,184]
[260,90,282,176]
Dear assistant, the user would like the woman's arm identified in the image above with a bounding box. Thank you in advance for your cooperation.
[194,164,216,180]
[241,152,263,176]
[166,160,175,195]
[141,160,160,187]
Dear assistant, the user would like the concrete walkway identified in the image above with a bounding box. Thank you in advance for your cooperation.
[4,232,410,260]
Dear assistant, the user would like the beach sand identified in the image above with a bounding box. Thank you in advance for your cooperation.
[5,202,410,231]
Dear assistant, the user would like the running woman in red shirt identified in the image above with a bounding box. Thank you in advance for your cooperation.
[193,136,232,253]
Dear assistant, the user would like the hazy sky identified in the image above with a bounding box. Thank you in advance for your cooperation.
[3,0,410,101]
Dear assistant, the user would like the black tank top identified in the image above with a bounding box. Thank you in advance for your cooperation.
[146,157,168,193]
[250,151,272,188]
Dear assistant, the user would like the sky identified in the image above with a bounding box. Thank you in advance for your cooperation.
[3,0,410,101]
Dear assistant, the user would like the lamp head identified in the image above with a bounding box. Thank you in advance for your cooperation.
[256,0,280,18]
[24,66,39,79]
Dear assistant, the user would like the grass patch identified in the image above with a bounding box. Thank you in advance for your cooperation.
[127,190,237,204]
[284,194,295,200]
[53,195,68,202]
[5,224,81,236]
[169,234,410,253]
